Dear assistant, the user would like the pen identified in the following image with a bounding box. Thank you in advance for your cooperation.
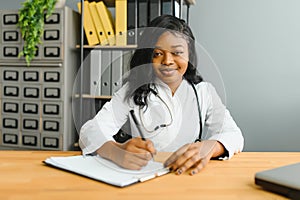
[129,110,146,141]
[130,110,155,159]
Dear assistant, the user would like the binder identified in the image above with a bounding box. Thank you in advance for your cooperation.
[115,0,127,46]
[179,2,188,22]
[161,0,172,15]
[122,50,132,75]
[174,0,180,18]
[137,0,148,40]
[149,0,161,22]
[96,1,115,46]
[161,0,179,17]
[88,2,109,46]
[111,50,123,94]
[90,50,102,96]
[101,50,111,96]
[77,1,99,46]
[127,0,138,45]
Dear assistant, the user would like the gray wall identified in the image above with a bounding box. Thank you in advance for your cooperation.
[190,0,300,151]
[2,0,299,151]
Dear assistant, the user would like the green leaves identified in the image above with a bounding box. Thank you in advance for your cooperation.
[18,0,57,66]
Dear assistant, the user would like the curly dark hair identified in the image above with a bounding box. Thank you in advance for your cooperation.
[125,15,203,107]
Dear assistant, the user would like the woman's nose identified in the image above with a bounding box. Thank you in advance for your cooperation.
[161,52,174,66]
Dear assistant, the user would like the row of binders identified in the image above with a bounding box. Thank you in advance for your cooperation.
[78,0,126,46]
[78,0,184,46]
[89,49,133,96]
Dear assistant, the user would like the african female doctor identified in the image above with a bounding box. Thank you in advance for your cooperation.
[79,15,244,175]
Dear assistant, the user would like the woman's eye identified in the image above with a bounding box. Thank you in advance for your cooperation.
[172,51,184,56]
[153,52,163,57]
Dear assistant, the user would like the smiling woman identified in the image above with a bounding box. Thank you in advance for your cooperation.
[152,31,189,95]
[79,15,244,175]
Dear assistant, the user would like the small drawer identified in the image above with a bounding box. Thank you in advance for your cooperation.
[43,70,61,83]
[44,12,60,24]
[3,30,20,42]
[2,100,19,114]
[42,119,61,132]
[2,13,18,25]
[22,101,40,115]
[44,46,61,58]
[23,70,40,82]
[43,87,61,100]
[22,118,39,131]
[2,69,19,82]
[44,29,60,41]
[3,46,19,58]
[3,84,20,98]
[2,116,19,129]
[1,131,19,146]
[42,102,62,117]
[21,45,40,59]
[21,132,40,148]
[41,133,62,150]
[22,85,41,99]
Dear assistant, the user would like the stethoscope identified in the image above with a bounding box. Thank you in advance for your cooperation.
[138,81,203,142]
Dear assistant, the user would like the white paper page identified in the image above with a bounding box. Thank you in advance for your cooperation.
[44,155,169,187]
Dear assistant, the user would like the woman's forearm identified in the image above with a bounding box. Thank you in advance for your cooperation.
[212,141,226,158]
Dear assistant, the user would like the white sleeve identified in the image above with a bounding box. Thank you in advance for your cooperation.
[203,83,244,159]
[79,86,130,155]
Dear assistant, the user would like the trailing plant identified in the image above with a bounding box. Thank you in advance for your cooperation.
[18,0,57,66]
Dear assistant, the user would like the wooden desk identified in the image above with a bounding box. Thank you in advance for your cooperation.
[0,151,299,200]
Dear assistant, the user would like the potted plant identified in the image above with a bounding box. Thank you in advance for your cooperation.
[18,0,58,66]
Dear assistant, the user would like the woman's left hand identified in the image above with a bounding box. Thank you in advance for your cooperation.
[164,140,225,175]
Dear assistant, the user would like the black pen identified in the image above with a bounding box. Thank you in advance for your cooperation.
[130,110,155,159]
[130,110,146,141]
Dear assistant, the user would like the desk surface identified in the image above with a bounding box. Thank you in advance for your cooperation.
[1,151,300,200]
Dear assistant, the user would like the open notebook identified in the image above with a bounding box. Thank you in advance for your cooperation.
[44,155,170,187]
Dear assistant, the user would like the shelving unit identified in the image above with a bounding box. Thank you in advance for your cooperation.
[75,0,195,129]
[0,7,80,150]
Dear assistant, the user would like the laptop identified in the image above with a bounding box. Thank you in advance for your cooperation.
[255,162,300,199]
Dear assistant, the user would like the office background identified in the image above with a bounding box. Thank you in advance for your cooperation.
[2,0,299,152]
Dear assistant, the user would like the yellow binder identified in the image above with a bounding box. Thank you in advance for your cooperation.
[89,2,109,45]
[96,1,115,46]
[115,0,127,46]
[77,1,99,45]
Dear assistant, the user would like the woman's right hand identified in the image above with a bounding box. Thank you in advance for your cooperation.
[96,138,156,170]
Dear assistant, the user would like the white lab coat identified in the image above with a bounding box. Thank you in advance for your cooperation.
[79,79,244,159]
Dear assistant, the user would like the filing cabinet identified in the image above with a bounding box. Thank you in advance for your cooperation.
[0,7,80,150]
